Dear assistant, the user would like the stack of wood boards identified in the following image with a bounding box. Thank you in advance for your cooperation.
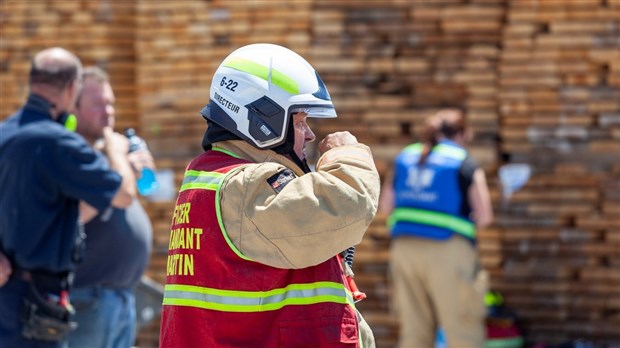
[489,1,620,345]
[0,0,618,347]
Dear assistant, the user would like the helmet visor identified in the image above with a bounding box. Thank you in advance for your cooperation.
[289,105,337,119]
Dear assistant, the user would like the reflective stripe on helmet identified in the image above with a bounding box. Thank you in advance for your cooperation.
[163,281,355,312]
[388,207,476,239]
[289,105,337,119]
[223,57,299,95]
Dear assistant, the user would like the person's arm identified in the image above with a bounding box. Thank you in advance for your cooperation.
[468,168,493,228]
[102,127,135,208]
[47,129,129,214]
[221,132,380,269]
[378,170,395,215]
[0,251,12,287]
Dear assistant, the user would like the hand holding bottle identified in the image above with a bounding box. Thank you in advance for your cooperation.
[127,150,155,177]
[124,128,159,196]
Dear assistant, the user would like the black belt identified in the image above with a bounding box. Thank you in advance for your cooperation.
[11,267,73,294]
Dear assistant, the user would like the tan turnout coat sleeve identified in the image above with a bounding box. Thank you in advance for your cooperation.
[217,140,380,269]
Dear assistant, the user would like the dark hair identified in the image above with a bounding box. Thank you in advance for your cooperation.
[418,108,467,165]
[29,60,79,89]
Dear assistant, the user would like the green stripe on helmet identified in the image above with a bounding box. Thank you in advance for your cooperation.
[223,57,299,94]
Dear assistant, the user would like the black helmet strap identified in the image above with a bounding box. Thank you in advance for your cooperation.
[272,117,312,173]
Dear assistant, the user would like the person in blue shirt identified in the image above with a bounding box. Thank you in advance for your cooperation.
[64,66,154,348]
[379,108,493,348]
[0,47,135,348]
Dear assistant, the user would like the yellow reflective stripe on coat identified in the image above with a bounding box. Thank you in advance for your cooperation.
[388,207,476,239]
[179,170,225,192]
[163,281,355,312]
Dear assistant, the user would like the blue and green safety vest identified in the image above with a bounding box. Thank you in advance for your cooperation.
[389,140,476,241]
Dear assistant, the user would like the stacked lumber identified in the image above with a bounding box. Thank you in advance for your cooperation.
[1,0,619,347]
[0,0,139,131]
[307,2,503,347]
[494,0,620,345]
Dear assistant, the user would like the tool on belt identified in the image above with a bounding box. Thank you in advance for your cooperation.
[340,246,366,302]
[19,269,78,341]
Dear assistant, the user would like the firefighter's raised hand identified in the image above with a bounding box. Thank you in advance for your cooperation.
[318,131,359,155]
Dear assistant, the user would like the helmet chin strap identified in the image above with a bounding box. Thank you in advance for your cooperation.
[203,115,312,174]
[272,118,312,174]
[289,152,312,174]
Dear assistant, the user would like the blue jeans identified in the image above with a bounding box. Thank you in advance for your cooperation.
[65,287,136,348]
[0,277,65,348]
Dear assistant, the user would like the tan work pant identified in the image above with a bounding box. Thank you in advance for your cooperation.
[390,236,487,348]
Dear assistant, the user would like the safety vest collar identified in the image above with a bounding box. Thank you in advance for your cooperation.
[388,207,476,239]
[212,146,243,159]
[179,147,247,193]
[163,281,356,312]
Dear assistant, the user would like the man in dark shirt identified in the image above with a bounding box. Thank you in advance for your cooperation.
[0,47,135,347]
[65,66,154,348]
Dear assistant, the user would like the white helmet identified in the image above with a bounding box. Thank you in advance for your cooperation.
[200,43,336,149]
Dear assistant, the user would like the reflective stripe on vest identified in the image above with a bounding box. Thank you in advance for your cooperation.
[179,148,244,192]
[388,207,476,239]
[163,281,355,312]
[179,166,251,260]
[180,170,225,192]
[403,142,467,160]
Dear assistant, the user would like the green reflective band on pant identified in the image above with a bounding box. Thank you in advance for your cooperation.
[223,57,299,94]
[388,207,476,239]
[485,337,524,348]
[163,281,355,312]
[179,170,225,192]
[404,143,467,160]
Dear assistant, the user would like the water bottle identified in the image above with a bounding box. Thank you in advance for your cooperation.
[124,128,159,196]
[435,328,446,348]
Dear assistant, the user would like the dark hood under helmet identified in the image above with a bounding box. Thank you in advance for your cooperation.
[202,116,311,174]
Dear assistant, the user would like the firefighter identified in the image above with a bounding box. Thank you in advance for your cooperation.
[159,43,380,347]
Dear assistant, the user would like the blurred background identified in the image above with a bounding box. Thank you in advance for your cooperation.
[1,0,618,347]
